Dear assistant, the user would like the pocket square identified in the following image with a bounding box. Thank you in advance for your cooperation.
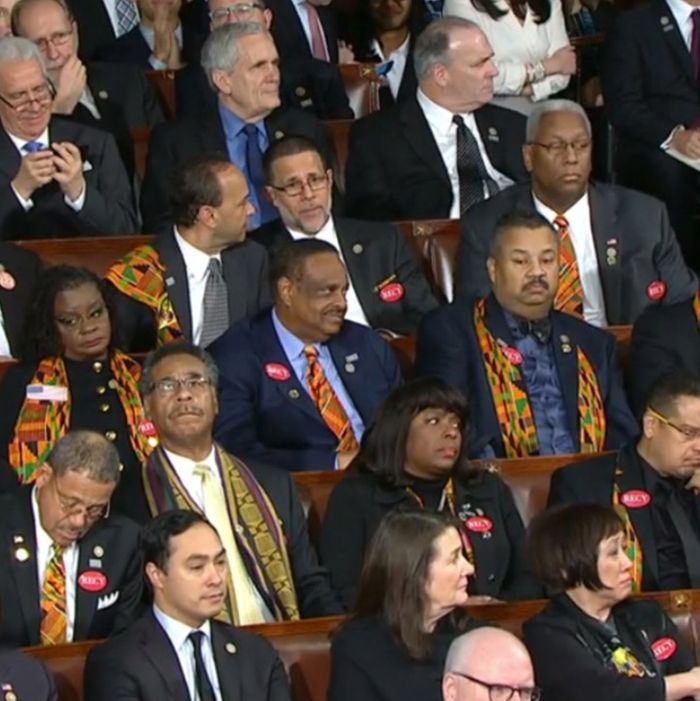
[82,160,93,173]
[96,590,119,611]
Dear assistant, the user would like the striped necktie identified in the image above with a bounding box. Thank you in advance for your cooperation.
[200,258,229,348]
[40,543,67,645]
[304,345,359,454]
[553,215,584,318]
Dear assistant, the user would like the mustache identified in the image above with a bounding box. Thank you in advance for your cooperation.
[523,277,549,291]
[169,406,204,419]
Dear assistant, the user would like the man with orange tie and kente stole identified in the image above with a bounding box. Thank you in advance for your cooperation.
[417,210,638,459]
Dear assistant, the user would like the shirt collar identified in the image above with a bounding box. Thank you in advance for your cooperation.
[287,213,335,240]
[532,190,589,220]
[217,102,265,141]
[271,307,313,362]
[153,603,212,652]
[665,0,696,29]
[7,127,50,155]
[370,33,410,62]
[162,445,217,479]
[416,87,476,136]
[173,227,221,283]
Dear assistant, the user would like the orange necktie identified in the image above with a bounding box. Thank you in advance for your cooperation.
[553,214,584,318]
[40,544,67,645]
[304,345,359,454]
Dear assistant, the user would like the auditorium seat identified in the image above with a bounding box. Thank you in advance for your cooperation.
[338,63,383,118]
[322,119,352,194]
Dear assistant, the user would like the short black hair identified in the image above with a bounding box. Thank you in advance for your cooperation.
[142,510,217,572]
[140,341,219,396]
[527,503,624,594]
[646,370,700,416]
[262,135,327,185]
[488,209,557,258]
[269,238,339,298]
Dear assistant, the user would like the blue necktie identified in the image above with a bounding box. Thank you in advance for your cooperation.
[23,141,44,153]
[242,123,276,225]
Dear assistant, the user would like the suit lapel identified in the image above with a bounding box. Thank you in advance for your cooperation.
[156,232,193,341]
[474,107,507,174]
[652,0,696,84]
[399,99,451,186]
[140,613,191,701]
[211,623,242,699]
[327,331,373,422]
[0,127,21,181]
[550,314,581,447]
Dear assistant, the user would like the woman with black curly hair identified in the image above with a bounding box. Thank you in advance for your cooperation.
[0,265,153,522]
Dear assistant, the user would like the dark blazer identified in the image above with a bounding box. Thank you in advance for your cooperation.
[456,182,697,323]
[524,595,694,701]
[548,442,700,592]
[628,298,700,415]
[106,230,271,353]
[0,650,57,701]
[320,468,542,607]
[0,487,143,647]
[415,294,638,457]
[329,613,479,701]
[250,216,439,335]
[345,97,528,221]
[0,117,137,240]
[140,107,332,233]
[209,309,403,472]
[66,0,118,61]
[0,243,42,356]
[84,610,292,701]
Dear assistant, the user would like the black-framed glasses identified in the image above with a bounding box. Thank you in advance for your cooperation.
[529,140,591,156]
[269,172,328,197]
[51,477,110,521]
[0,81,54,113]
[648,407,700,441]
[148,376,213,395]
[209,2,264,22]
[450,672,541,701]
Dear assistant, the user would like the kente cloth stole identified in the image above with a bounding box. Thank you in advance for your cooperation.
[40,544,67,646]
[104,244,183,345]
[473,298,606,457]
[693,290,700,323]
[612,473,643,593]
[8,352,152,483]
[553,215,584,318]
[143,446,300,623]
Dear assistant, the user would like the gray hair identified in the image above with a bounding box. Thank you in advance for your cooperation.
[526,99,592,142]
[139,341,220,397]
[201,21,266,90]
[0,36,47,76]
[47,431,121,484]
[413,16,480,82]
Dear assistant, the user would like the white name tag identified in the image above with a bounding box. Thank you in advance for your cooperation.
[25,384,68,402]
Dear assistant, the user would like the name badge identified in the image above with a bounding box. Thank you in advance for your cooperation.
[25,384,68,402]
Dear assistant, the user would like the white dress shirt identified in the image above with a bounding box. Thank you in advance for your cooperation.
[443,0,571,115]
[0,304,12,357]
[416,88,514,218]
[666,0,695,48]
[291,0,331,58]
[32,486,80,642]
[534,191,608,327]
[173,228,223,346]
[370,34,410,100]
[152,604,223,701]
[287,216,371,326]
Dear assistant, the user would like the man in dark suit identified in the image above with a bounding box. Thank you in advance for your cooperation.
[65,0,137,61]
[252,135,438,336]
[106,154,270,353]
[140,22,332,233]
[457,100,697,325]
[549,370,700,591]
[0,38,137,239]
[0,430,143,647]
[84,509,292,701]
[417,210,637,458]
[602,0,700,269]
[0,650,57,701]
[139,342,343,620]
[0,242,41,357]
[345,16,528,222]
[209,239,402,472]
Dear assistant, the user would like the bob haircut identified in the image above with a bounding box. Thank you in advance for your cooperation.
[353,510,472,660]
[357,378,471,486]
[527,503,625,594]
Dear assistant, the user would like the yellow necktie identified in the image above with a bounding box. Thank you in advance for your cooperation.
[193,463,265,625]
[40,543,67,645]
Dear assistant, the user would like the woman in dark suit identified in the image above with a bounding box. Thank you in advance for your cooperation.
[328,510,479,701]
[524,504,700,701]
[320,378,541,608]
[0,266,153,523]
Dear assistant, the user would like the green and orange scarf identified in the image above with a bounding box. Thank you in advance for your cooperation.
[612,470,643,593]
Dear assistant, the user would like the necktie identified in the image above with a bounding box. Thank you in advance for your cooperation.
[516,317,552,344]
[40,544,67,645]
[667,486,700,587]
[452,115,498,215]
[200,258,229,349]
[22,141,44,153]
[193,463,265,625]
[242,124,276,224]
[115,0,138,36]
[304,2,330,61]
[188,631,216,701]
[303,345,359,455]
[692,10,700,82]
[552,215,584,318]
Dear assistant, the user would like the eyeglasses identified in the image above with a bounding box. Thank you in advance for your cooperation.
[148,376,213,395]
[648,407,700,441]
[269,173,328,197]
[54,304,108,330]
[209,2,264,22]
[51,478,110,521]
[32,28,74,54]
[0,82,54,113]
[450,672,541,701]
[529,140,591,156]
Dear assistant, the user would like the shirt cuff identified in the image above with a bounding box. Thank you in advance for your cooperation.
[661,125,684,150]
[11,185,33,211]
[148,54,168,70]
[64,185,86,211]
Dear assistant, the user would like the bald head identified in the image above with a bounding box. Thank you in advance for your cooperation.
[443,627,535,701]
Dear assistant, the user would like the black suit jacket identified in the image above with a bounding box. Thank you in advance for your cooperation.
[0,242,42,355]
[0,487,143,647]
[140,107,332,233]
[628,298,700,415]
[250,216,438,335]
[0,118,137,240]
[548,443,700,591]
[456,182,697,324]
[106,230,271,353]
[345,97,528,221]
[415,294,638,457]
[66,0,118,61]
[84,610,292,701]
[0,650,57,701]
